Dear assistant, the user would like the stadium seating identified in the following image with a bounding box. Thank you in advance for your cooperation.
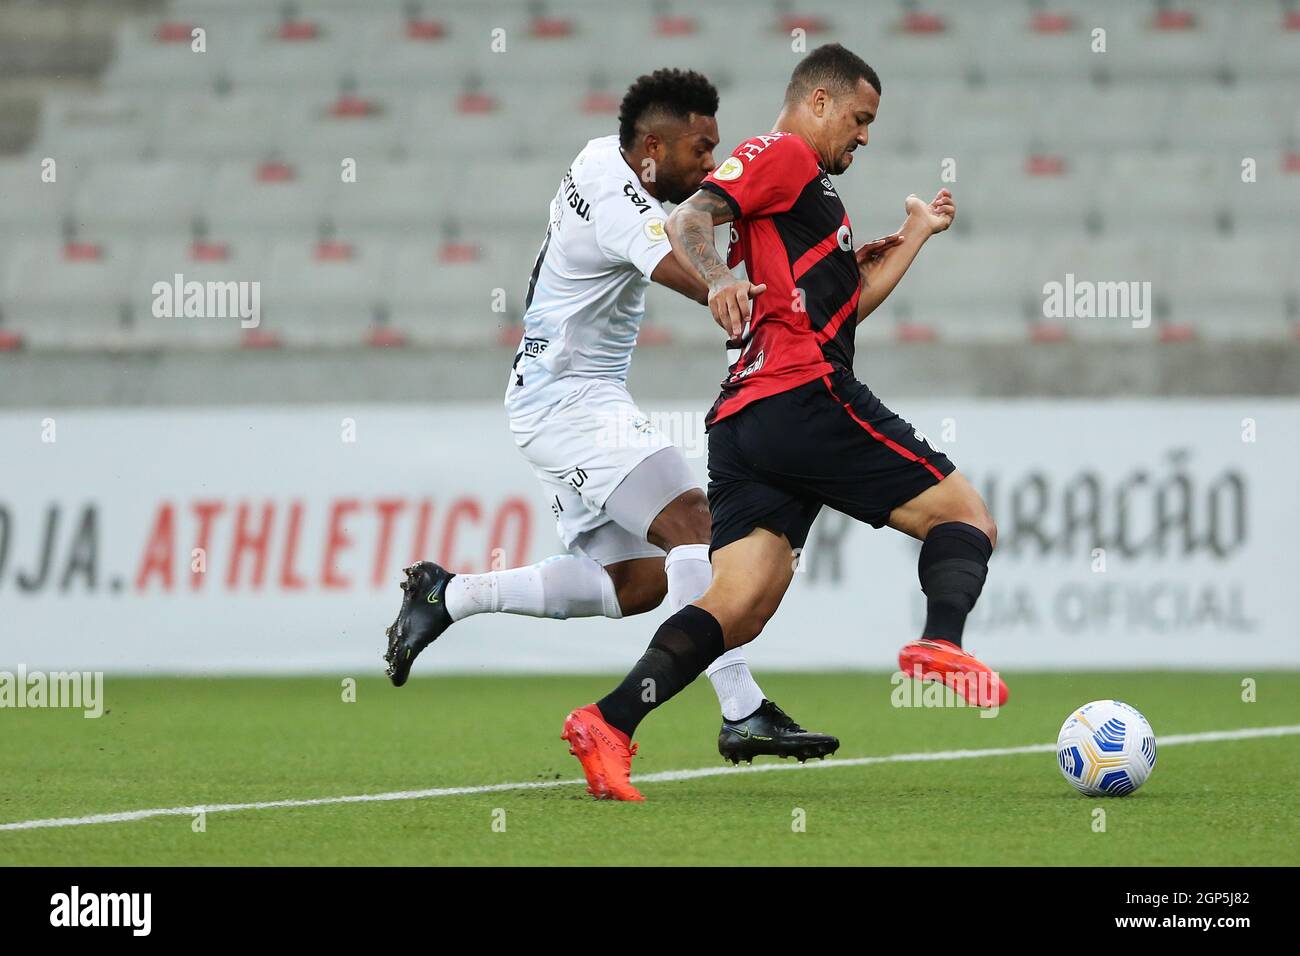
[2,0,1298,350]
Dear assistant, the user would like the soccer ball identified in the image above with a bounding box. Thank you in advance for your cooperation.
[1056,700,1157,797]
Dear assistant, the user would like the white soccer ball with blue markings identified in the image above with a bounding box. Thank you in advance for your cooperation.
[1056,700,1157,797]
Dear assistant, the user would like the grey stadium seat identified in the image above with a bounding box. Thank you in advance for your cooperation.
[1162,236,1294,340]
[957,152,1100,237]
[72,161,212,239]
[0,158,78,235]
[257,238,393,346]
[1094,152,1223,236]
[202,160,333,235]
[887,237,1037,343]
[155,92,292,162]
[0,239,139,348]
[31,92,161,166]
[127,237,272,348]
[387,241,529,347]
[1025,237,1167,342]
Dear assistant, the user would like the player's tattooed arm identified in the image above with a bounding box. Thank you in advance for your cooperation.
[666,189,766,339]
[666,189,733,289]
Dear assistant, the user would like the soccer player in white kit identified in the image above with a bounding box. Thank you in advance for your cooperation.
[385,70,838,763]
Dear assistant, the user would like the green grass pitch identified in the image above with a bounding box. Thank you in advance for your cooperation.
[1,672,1296,866]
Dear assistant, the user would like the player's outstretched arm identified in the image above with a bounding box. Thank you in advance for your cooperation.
[856,189,955,322]
[650,250,710,305]
[666,189,766,339]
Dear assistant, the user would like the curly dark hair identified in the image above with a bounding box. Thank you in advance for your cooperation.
[617,68,719,149]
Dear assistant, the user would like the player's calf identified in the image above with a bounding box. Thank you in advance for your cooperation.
[604,558,667,616]
[891,473,1006,707]
[696,527,796,648]
[593,604,726,739]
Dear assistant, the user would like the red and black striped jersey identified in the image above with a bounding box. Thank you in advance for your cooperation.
[699,131,861,427]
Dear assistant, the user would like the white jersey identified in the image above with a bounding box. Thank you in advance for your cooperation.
[504,135,673,417]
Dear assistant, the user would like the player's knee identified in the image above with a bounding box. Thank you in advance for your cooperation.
[929,491,997,551]
[964,499,997,551]
[648,489,711,550]
[725,607,773,647]
[981,513,998,551]
[710,590,779,647]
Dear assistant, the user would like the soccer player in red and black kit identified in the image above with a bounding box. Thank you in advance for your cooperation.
[560,44,1004,801]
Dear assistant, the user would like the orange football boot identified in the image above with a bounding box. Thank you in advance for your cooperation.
[898,638,1009,708]
[561,704,644,801]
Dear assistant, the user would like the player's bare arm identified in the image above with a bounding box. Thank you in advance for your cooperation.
[649,251,710,305]
[856,188,956,322]
[666,189,767,338]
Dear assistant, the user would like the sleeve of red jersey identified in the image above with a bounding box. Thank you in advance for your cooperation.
[698,133,819,221]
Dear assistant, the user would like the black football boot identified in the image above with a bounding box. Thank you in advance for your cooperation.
[718,699,840,764]
[384,561,456,687]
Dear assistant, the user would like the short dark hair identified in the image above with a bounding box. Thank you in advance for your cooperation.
[784,43,881,105]
[618,68,719,150]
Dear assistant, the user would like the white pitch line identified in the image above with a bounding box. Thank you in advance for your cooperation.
[2,724,1297,833]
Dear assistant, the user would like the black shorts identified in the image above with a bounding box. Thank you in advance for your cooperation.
[706,370,956,554]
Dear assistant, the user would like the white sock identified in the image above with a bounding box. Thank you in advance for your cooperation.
[664,543,711,612]
[444,555,622,622]
[707,650,766,720]
[665,544,768,720]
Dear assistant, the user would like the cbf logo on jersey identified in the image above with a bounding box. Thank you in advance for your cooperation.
[713,156,744,181]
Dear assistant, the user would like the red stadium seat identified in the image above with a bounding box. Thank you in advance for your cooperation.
[154,22,195,43]
[1030,323,1070,344]
[404,19,447,41]
[366,325,407,348]
[529,17,573,39]
[240,328,281,348]
[276,20,320,42]
[654,16,697,37]
[896,322,939,344]
[1158,323,1198,343]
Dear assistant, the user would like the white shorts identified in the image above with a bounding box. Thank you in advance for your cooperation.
[508,380,698,566]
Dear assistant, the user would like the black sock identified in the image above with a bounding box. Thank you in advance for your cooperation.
[918,521,993,647]
[596,605,725,738]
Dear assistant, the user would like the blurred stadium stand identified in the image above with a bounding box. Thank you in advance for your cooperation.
[0,0,1297,404]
